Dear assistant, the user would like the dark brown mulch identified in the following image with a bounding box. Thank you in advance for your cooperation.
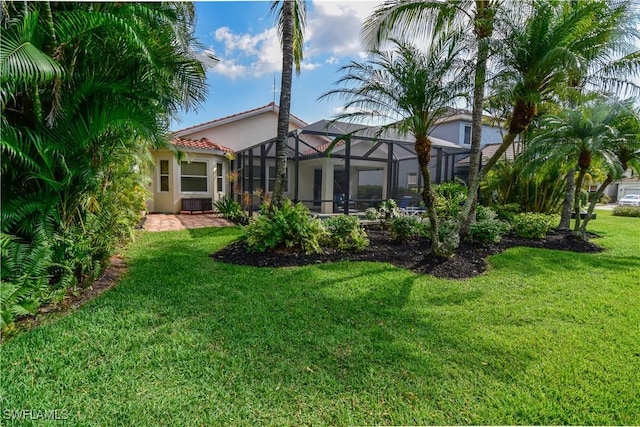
[212,228,603,279]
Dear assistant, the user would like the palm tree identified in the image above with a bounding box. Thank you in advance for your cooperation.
[579,103,640,235]
[361,0,502,235]
[527,102,619,234]
[466,0,624,213]
[270,0,306,208]
[320,36,467,257]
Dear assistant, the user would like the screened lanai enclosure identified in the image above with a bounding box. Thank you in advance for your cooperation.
[232,120,470,214]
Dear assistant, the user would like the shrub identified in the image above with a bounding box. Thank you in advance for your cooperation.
[469,218,511,244]
[323,215,369,251]
[612,206,640,217]
[511,213,558,239]
[438,219,460,257]
[214,198,248,225]
[434,181,467,220]
[378,199,400,223]
[389,216,428,241]
[364,207,380,221]
[494,203,521,222]
[476,205,497,222]
[243,200,326,254]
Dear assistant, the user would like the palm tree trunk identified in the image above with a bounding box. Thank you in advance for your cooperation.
[416,136,442,257]
[558,169,575,230]
[272,0,295,209]
[579,174,612,237]
[572,168,588,232]
[460,1,494,237]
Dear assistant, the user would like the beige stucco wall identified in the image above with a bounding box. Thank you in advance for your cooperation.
[147,150,227,213]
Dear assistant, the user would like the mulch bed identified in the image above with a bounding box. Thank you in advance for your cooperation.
[213,227,603,279]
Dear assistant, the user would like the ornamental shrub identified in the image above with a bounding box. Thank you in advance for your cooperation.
[612,206,640,217]
[323,215,369,251]
[494,203,521,222]
[214,198,248,225]
[389,216,428,241]
[242,200,326,254]
[511,213,557,239]
[476,205,497,222]
[469,218,511,243]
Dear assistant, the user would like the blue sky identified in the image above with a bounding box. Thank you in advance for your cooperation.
[172,1,380,131]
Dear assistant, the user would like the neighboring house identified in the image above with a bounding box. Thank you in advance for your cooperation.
[606,176,640,202]
[148,104,510,214]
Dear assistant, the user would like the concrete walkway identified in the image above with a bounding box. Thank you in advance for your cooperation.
[143,214,234,232]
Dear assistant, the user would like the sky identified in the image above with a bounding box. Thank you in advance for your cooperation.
[171,0,381,131]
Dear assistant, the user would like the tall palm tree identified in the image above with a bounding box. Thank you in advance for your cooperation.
[320,36,467,257]
[362,0,502,235]
[270,0,306,208]
[466,0,621,212]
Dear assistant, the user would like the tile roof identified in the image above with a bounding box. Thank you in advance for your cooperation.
[171,137,233,153]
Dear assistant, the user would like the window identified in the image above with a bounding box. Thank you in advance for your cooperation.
[180,161,208,192]
[269,166,288,192]
[216,162,223,193]
[159,160,169,192]
[463,125,472,145]
[407,173,418,189]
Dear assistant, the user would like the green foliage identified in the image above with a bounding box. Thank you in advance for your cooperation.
[469,218,511,244]
[437,219,460,257]
[511,213,558,239]
[434,181,467,220]
[214,198,248,225]
[612,206,640,218]
[475,205,497,222]
[494,203,522,222]
[364,207,380,221]
[357,185,383,200]
[243,200,327,255]
[389,216,428,241]
[366,199,400,226]
[323,215,369,251]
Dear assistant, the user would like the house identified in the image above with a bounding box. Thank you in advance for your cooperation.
[148,104,510,214]
[606,176,640,202]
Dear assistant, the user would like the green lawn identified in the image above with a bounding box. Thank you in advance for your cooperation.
[2,211,639,426]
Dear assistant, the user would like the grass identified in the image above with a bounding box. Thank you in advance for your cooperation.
[1,211,639,426]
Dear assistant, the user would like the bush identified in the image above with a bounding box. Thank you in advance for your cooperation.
[511,213,558,239]
[389,216,428,241]
[434,181,467,220]
[438,219,460,257]
[476,205,497,222]
[214,198,248,225]
[612,206,640,217]
[364,207,380,221]
[469,218,511,244]
[242,200,326,254]
[494,203,521,222]
[323,215,369,251]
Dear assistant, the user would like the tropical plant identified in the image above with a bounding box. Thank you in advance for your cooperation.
[323,215,369,251]
[242,200,326,254]
[361,0,503,235]
[511,212,558,239]
[214,198,248,225]
[320,35,468,257]
[1,2,210,331]
[269,0,306,207]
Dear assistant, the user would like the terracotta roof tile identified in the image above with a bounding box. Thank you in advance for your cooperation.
[171,137,233,153]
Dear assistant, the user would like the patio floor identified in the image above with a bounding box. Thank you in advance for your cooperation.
[143,214,234,232]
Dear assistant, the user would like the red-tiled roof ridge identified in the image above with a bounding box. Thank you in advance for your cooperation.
[171,137,233,153]
[173,102,307,135]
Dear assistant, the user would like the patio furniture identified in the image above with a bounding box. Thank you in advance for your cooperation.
[398,196,426,216]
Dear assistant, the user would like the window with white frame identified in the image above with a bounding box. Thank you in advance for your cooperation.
[180,161,208,192]
[463,125,472,145]
[159,160,169,192]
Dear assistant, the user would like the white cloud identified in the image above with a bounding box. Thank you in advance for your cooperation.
[209,0,378,79]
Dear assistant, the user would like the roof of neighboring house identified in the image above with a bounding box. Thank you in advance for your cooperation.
[172,102,308,137]
[457,142,521,165]
[171,137,233,153]
[617,176,640,183]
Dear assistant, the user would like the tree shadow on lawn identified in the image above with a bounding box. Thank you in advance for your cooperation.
[120,238,539,423]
